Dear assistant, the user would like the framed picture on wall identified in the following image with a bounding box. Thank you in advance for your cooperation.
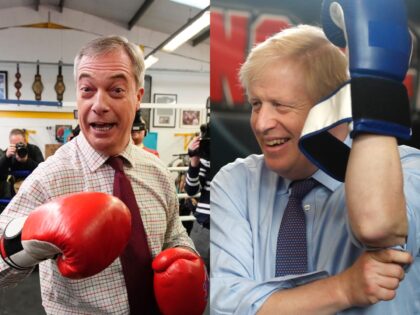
[152,93,177,128]
[153,108,176,128]
[0,71,8,99]
[55,125,73,143]
[153,93,177,104]
[180,109,202,128]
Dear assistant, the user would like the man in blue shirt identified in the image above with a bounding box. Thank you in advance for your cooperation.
[210,24,419,314]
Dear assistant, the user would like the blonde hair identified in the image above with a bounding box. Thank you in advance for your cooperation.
[74,35,145,88]
[239,24,349,103]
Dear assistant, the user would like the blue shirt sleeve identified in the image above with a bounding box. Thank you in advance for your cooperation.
[399,146,420,258]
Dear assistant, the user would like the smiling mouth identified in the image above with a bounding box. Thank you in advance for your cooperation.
[265,138,290,147]
[90,123,116,131]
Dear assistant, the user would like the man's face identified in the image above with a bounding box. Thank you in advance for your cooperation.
[76,49,144,156]
[249,59,317,180]
[131,130,145,145]
[9,134,26,145]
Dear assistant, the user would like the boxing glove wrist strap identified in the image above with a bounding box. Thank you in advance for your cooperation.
[0,217,39,270]
[299,77,412,182]
[350,77,411,139]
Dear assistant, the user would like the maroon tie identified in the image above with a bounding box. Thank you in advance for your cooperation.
[107,156,159,314]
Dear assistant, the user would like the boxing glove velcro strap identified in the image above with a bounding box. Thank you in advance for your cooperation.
[300,131,349,182]
[0,217,40,270]
[351,77,411,139]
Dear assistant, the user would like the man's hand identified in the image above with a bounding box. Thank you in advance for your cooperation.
[338,249,412,307]
[5,144,16,158]
[188,136,201,167]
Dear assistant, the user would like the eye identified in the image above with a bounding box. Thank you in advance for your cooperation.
[79,86,94,98]
[80,86,92,92]
[250,100,261,111]
[111,87,126,97]
[273,101,293,113]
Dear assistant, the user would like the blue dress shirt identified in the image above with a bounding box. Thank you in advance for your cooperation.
[210,145,420,315]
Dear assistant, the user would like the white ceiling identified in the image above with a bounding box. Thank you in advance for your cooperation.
[0,0,204,35]
[0,0,209,71]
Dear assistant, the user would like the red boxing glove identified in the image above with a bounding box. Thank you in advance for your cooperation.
[153,247,208,315]
[0,192,131,279]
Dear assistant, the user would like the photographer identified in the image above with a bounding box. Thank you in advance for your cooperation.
[185,122,210,270]
[0,129,44,177]
[131,110,159,157]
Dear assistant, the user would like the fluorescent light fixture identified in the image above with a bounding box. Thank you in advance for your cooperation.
[162,10,210,52]
[170,0,209,9]
[144,55,159,69]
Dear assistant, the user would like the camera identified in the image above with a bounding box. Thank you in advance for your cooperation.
[188,123,210,160]
[198,123,210,160]
[15,142,28,158]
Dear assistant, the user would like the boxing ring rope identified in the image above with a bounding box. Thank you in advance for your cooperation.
[169,166,199,222]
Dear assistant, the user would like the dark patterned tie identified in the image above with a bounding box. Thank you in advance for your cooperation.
[107,156,159,314]
[275,178,317,277]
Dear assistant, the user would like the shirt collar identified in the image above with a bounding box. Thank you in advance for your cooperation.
[312,169,342,192]
[76,133,136,172]
[276,176,292,195]
[118,140,137,168]
[274,135,351,193]
[276,168,342,194]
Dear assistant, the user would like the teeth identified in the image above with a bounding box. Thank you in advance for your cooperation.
[266,139,288,146]
[92,123,113,131]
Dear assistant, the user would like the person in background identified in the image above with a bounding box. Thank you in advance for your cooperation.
[0,149,10,205]
[0,128,44,175]
[185,122,210,271]
[67,124,80,142]
[0,128,44,197]
[210,23,419,315]
[131,110,159,157]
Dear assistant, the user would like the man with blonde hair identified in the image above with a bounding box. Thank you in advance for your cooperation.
[211,20,419,315]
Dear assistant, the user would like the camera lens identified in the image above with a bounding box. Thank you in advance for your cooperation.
[198,138,210,160]
[16,143,28,158]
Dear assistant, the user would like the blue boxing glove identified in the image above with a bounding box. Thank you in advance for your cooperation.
[324,0,411,137]
[299,0,412,181]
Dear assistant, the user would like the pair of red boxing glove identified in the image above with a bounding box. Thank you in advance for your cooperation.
[0,192,208,315]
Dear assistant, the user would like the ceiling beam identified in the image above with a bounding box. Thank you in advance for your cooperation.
[191,28,209,47]
[128,0,154,30]
[146,5,210,58]
[58,0,65,13]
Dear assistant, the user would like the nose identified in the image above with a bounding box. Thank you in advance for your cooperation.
[91,90,110,114]
[253,103,277,134]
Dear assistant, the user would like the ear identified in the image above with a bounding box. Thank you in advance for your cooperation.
[136,87,145,109]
